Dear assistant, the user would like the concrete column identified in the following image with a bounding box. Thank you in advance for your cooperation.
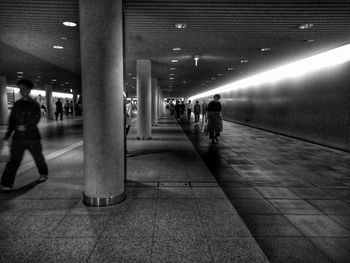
[151,78,158,126]
[45,84,54,120]
[136,59,152,139]
[0,77,8,125]
[157,86,161,120]
[80,0,125,206]
[72,89,78,116]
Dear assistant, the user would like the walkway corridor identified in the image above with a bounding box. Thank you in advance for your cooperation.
[182,118,350,263]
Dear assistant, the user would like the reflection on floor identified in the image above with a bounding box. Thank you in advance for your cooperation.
[0,116,269,263]
[182,117,350,263]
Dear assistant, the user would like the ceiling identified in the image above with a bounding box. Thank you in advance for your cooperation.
[1,0,350,97]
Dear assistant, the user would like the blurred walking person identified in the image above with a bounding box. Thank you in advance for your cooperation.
[186,100,193,120]
[1,79,48,191]
[55,99,63,121]
[207,94,223,144]
[194,101,200,123]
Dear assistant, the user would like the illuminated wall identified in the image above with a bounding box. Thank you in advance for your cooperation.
[190,45,350,151]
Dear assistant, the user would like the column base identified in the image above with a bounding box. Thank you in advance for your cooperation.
[83,192,125,207]
[137,136,152,140]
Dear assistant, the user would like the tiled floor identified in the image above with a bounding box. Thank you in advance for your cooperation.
[0,115,268,263]
[182,116,350,263]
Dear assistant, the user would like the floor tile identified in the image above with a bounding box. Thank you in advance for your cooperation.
[230,199,279,214]
[222,187,263,199]
[0,238,43,263]
[126,186,158,199]
[156,199,197,216]
[207,237,269,263]
[152,236,212,263]
[289,188,335,199]
[195,199,237,215]
[310,237,350,263]
[269,199,322,215]
[199,214,251,237]
[256,237,332,263]
[89,237,152,263]
[241,215,302,237]
[192,187,227,198]
[158,187,194,199]
[308,199,350,214]
[328,215,350,231]
[286,215,350,237]
[256,187,300,199]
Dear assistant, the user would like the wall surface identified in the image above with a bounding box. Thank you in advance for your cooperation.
[202,62,350,152]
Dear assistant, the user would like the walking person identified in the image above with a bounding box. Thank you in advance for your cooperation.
[186,100,193,120]
[55,99,63,121]
[64,99,69,116]
[180,101,185,119]
[174,100,181,120]
[194,101,201,123]
[207,94,223,144]
[0,79,48,191]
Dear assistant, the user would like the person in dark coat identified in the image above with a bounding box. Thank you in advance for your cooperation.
[55,99,63,121]
[194,101,201,123]
[174,100,181,120]
[1,79,48,190]
[207,94,223,144]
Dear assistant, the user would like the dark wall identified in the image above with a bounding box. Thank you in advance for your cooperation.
[206,62,350,151]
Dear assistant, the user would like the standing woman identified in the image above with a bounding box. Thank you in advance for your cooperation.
[207,94,223,144]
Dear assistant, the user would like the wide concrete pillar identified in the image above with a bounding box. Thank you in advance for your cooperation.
[80,0,125,206]
[45,84,54,120]
[136,59,152,139]
[0,77,8,125]
[151,78,158,126]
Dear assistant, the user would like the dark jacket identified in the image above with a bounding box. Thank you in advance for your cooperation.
[4,98,42,140]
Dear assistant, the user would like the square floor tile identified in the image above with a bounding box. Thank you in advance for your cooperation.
[89,237,152,263]
[192,187,227,198]
[126,186,158,199]
[328,215,350,231]
[152,236,212,263]
[117,199,157,215]
[286,215,350,237]
[28,238,97,263]
[103,214,155,237]
[222,187,263,199]
[51,215,110,237]
[0,238,43,262]
[154,213,204,237]
[156,199,197,216]
[308,200,350,214]
[256,187,300,199]
[310,237,350,263]
[195,199,236,215]
[199,214,251,237]
[158,187,194,199]
[242,215,302,237]
[256,237,332,263]
[230,199,279,214]
[269,199,321,215]
[208,237,269,263]
[289,188,335,199]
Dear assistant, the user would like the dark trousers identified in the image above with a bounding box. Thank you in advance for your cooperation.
[187,109,192,119]
[176,110,181,119]
[1,140,48,188]
[55,111,63,121]
[195,113,200,122]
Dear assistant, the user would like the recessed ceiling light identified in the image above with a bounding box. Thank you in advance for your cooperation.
[175,23,187,29]
[63,21,77,27]
[70,89,73,92]
[171,59,179,63]
[171,68,176,70]
[260,48,271,52]
[53,45,64,49]
[18,76,23,79]
[17,72,23,74]
[305,39,315,43]
[227,67,234,71]
[65,82,69,84]
[37,76,41,78]
[170,73,175,76]
[61,36,68,40]
[241,60,249,63]
[211,77,216,80]
[132,77,136,80]
[206,81,210,83]
[52,79,57,81]
[173,47,182,51]
[218,73,224,76]
[298,23,313,30]
[169,77,174,80]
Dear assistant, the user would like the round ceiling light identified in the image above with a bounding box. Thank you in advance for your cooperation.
[63,21,77,27]
[175,23,187,29]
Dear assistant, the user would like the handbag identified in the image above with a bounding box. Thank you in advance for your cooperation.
[0,141,10,161]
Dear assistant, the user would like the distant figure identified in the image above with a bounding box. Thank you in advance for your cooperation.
[174,100,181,120]
[186,100,193,119]
[64,99,70,116]
[180,101,185,119]
[169,100,175,115]
[1,79,48,191]
[202,101,208,117]
[41,104,47,117]
[207,94,223,144]
[55,99,63,121]
[194,101,201,123]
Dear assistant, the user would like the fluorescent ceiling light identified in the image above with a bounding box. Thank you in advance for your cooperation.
[63,21,77,27]
[227,67,234,71]
[61,36,68,40]
[52,79,57,81]
[298,23,313,30]
[53,45,64,49]
[241,60,249,63]
[189,43,350,101]
[170,68,176,70]
[305,39,314,43]
[260,48,271,52]
[175,23,187,29]
[173,47,182,51]
[218,73,224,76]
[17,72,23,74]
[171,59,179,63]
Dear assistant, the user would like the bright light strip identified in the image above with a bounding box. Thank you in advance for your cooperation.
[63,21,77,27]
[7,87,73,99]
[53,46,64,49]
[171,59,179,63]
[189,43,350,101]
